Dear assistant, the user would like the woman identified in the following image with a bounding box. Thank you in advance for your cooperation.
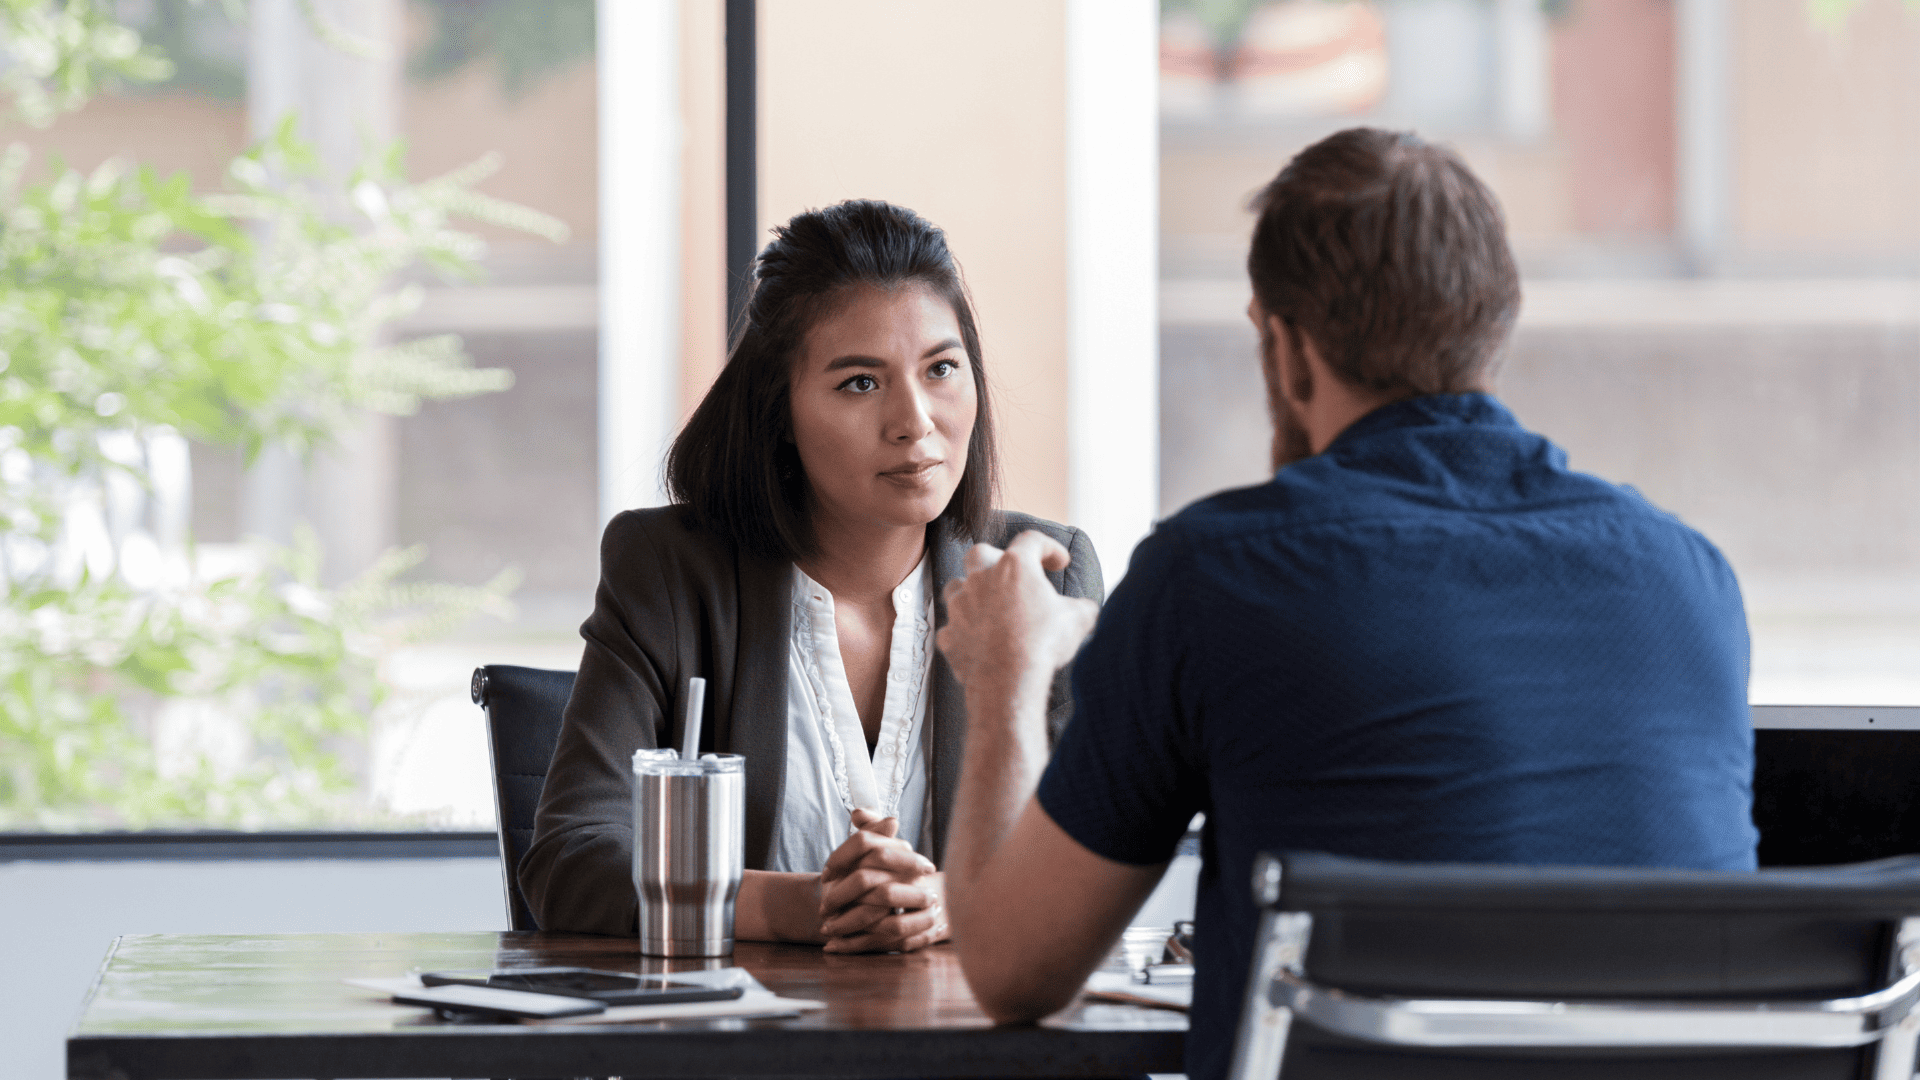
[519,200,1103,951]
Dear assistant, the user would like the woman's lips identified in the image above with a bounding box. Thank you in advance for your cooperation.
[880,460,942,486]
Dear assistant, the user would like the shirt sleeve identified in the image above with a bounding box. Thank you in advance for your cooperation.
[1044,525,1106,746]
[1036,527,1204,867]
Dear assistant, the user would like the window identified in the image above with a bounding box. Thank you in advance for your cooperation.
[1159,0,1920,705]
[2,0,597,829]
[4,0,1134,832]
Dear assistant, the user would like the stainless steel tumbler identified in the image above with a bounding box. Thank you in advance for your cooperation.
[632,749,746,957]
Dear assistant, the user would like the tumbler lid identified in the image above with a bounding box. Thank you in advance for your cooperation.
[632,750,744,775]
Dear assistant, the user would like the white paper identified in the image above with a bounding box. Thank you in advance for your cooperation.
[342,970,821,1024]
[1083,971,1191,1011]
[523,991,824,1025]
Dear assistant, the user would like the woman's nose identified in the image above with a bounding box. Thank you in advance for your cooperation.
[886,385,936,442]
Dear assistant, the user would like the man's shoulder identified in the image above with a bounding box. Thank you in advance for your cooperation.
[1172,433,1680,529]
[1149,448,1733,592]
[1151,477,1321,549]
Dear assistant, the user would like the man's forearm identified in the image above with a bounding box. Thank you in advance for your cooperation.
[946,665,1165,1024]
[939,532,1138,1023]
[946,670,1053,935]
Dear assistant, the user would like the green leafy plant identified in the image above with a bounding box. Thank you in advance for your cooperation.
[1159,0,1573,55]
[115,0,247,102]
[2,529,517,828]
[0,0,173,126]
[1807,0,1920,32]
[410,0,595,101]
[0,1,565,828]
[96,0,598,105]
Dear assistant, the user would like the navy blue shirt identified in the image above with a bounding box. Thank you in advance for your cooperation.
[1037,393,1756,1080]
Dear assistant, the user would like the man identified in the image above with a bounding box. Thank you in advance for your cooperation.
[935,128,1757,1080]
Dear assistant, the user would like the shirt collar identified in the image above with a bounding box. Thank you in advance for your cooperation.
[791,551,933,614]
[1322,391,1519,454]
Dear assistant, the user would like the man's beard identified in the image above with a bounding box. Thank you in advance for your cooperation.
[1267,370,1313,472]
[1258,316,1315,472]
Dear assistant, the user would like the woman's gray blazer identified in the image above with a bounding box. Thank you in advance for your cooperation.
[519,506,1105,936]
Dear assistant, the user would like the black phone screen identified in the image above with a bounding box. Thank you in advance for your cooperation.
[488,969,664,994]
[418,967,744,1007]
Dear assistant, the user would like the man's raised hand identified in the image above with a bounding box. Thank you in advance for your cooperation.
[937,530,1098,697]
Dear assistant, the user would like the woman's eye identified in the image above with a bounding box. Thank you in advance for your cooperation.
[836,374,879,393]
[929,359,959,379]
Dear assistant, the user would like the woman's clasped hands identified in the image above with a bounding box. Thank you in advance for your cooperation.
[817,807,949,953]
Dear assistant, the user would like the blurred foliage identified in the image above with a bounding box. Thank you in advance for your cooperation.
[409,0,595,101]
[119,0,247,101]
[0,124,562,468]
[1160,0,1264,45]
[1164,0,1913,45]
[62,1,593,105]
[0,2,567,829]
[111,0,380,101]
[1159,0,1571,51]
[2,529,515,828]
[1807,0,1920,32]
[0,0,174,125]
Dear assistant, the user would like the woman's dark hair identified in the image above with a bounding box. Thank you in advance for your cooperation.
[1248,127,1521,396]
[666,199,1000,562]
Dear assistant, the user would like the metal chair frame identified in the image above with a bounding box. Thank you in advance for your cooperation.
[470,664,576,932]
[470,665,520,930]
[1229,853,1920,1080]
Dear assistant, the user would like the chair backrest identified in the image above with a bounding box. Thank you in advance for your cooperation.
[1232,850,1920,1080]
[470,664,576,932]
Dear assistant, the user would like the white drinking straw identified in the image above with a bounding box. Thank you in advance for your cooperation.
[680,676,707,761]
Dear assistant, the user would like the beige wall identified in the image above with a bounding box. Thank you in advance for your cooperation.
[6,93,245,188]
[1734,0,1920,247]
[1156,0,1681,267]
[20,43,600,256]
[757,0,1071,523]
[1549,0,1674,236]
[402,53,600,245]
[680,0,728,420]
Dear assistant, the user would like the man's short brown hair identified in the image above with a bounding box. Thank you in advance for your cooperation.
[1248,128,1521,396]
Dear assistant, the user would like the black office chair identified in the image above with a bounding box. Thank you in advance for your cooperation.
[1231,851,1920,1080]
[470,664,576,932]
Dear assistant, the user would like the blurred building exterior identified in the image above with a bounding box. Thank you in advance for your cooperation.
[20,0,1917,823]
[1159,0,1920,705]
[28,0,1154,626]
[11,0,604,627]
[19,0,1157,824]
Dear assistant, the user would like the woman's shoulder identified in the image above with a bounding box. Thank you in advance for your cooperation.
[603,504,698,552]
[598,505,743,581]
[587,506,790,666]
[978,512,1104,604]
[988,511,1081,549]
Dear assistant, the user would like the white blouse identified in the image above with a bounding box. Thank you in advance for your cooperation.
[766,555,935,873]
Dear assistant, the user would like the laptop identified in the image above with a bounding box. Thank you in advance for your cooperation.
[1752,705,1920,866]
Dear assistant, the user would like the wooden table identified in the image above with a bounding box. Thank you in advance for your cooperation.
[66,932,1187,1079]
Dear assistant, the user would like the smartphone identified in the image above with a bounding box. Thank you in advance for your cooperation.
[393,983,607,1020]
[419,967,747,1007]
